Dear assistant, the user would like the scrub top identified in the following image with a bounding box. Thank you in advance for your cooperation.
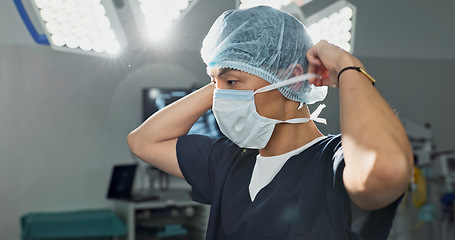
[177,134,401,240]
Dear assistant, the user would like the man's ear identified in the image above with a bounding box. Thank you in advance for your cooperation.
[289,63,304,77]
[286,64,304,91]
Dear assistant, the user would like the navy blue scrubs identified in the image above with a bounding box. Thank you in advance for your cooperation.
[177,134,400,240]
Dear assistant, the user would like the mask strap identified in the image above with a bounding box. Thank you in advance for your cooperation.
[254,73,321,94]
[280,104,327,124]
[309,104,327,124]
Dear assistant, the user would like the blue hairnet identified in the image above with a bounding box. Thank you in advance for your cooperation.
[201,6,327,104]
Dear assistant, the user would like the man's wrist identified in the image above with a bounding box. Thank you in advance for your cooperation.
[335,54,363,73]
[337,66,376,86]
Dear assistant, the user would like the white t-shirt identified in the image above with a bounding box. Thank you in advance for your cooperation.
[248,136,327,201]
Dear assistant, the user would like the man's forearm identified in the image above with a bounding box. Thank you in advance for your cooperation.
[133,83,214,142]
[127,83,215,176]
[338,65,413,210]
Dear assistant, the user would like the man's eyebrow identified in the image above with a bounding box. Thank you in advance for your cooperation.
[211,68,232,78]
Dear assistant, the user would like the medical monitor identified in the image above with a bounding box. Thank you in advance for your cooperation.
[142,87,222,138]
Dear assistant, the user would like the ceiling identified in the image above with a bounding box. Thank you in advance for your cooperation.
[1,0,454,60]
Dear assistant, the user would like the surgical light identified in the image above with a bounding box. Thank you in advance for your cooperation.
[304,0,356,53]
[129,0,199,41]
[15,0,127,57]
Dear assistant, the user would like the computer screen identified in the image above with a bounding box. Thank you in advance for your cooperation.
[106,164,137,200]
[142,87,222,138]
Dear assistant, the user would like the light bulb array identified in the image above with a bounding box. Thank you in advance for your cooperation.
[32,0,123,55]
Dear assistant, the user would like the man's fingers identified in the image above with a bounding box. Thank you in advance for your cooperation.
[306,52,322,67]
[307,64,320,83]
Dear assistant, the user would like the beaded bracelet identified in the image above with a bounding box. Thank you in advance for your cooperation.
[337,66,376,86]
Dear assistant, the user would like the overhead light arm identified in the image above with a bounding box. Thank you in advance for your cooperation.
[13,0,49,45]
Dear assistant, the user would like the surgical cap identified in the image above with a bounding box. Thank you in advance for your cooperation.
[201,6,327,104]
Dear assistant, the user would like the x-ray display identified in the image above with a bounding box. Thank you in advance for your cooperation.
[142,88,222,138]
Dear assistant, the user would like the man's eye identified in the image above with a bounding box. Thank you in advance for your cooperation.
[227,80,237,85]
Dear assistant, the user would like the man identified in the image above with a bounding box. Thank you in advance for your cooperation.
[128,6,413,239]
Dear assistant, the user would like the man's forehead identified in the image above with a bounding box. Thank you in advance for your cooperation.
[209,68,236,78]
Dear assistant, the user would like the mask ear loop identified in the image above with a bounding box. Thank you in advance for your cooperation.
[254,73,322,111]
[254,73,321,94]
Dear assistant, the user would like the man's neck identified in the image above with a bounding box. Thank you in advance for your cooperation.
[259,121,324,157]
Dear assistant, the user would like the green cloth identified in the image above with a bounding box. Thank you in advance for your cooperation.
[21,209,127,240]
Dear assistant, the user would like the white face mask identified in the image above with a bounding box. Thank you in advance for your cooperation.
[212,73,327,149]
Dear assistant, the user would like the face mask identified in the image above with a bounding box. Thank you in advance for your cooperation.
[212,73,327,149]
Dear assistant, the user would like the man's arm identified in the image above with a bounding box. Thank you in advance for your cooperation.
[307,41,413,210]
[127,83,215,179]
